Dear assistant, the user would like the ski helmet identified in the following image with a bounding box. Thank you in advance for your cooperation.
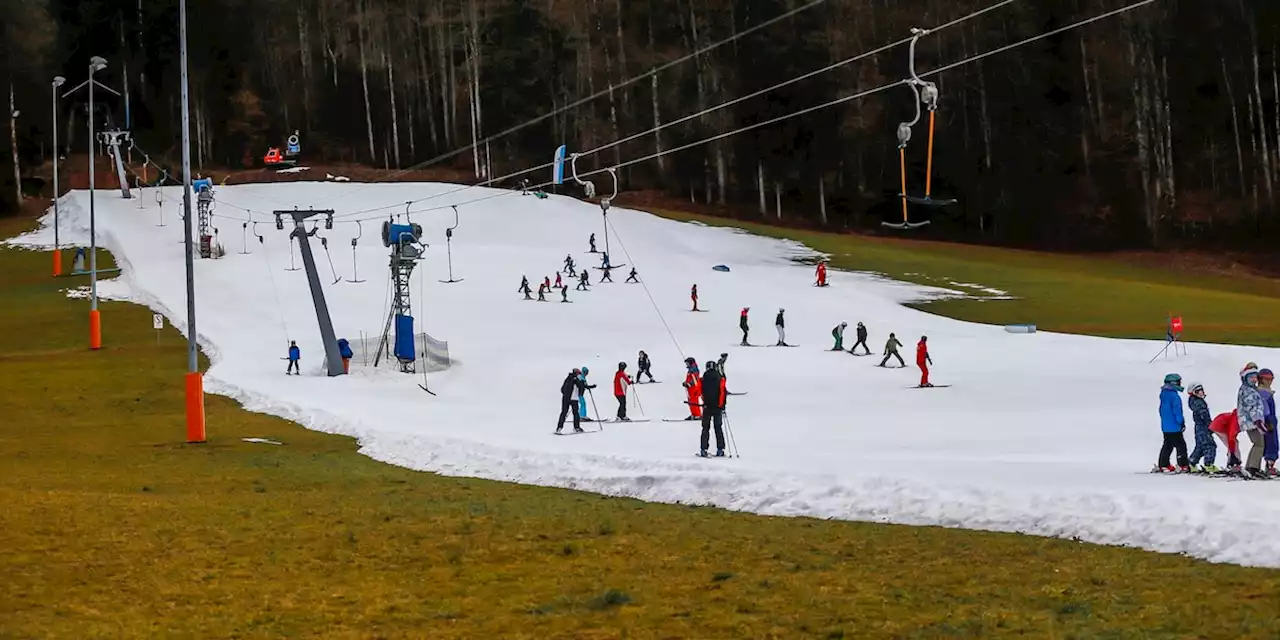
[841,322,848,327]
[1187,382,1205,395]
[572,368,581,375]
[581,366,590,375]
[1242,365,1259,383]
[1262,368,1275,379]
[705,360,716,371]
[1163,373,1183,390]
[779,308,785,313]
[618,361,627,370]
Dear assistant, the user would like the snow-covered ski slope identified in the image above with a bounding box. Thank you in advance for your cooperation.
[10,182,1280,567]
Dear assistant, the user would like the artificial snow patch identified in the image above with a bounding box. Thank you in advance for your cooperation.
[10,184,1280,568]
[242,437,284,445]
[277,166,310,174]
[326,173,350,182]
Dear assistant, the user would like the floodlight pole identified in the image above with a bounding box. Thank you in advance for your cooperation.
[51,76,65,277]
[178,0,205,443]
[88,56,107,351]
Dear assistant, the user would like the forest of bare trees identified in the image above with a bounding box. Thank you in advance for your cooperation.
[4,0,1280,250]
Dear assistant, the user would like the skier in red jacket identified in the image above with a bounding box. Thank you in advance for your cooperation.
[691,284,699,311]
[683,357,703,420]
[917,336,933,387]
[815,261,828,287]
[613,362,634,421]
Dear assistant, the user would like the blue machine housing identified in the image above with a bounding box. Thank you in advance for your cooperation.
[394,315,416,362]
[193,177,213,192]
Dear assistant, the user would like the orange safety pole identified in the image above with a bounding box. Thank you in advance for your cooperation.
[89,309,102,350]
[925,110,936,198]
[52,249,61,277]
[899,147,909,223]
[185,372,207,443]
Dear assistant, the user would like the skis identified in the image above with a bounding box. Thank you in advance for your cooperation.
[635,380,661,385]
[690,309,709,313]
[662,417,700,423]
[734,343,762,348]
[768,344,800,348]
[553,429,598,436]
[593,264,626,270]
[910,385,951,389]
[725,391,748,396]
[601,418,652,423]
[419,384,437,396]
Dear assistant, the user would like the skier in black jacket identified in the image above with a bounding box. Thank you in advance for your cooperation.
[557,368,591,434]
[637,350,655,382]
[851,322,870,355]
[700,361,727,457]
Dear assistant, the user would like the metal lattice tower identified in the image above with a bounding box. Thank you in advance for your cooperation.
[196,188,214,258]
[374,221,425,373]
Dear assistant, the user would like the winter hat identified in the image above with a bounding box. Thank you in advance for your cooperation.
[1261,368,1274,379]
[1163,373,1183,390]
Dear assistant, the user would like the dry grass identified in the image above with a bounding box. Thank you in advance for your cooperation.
[2,217,1280,639]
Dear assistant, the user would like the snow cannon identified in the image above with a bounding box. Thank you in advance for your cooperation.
[382,221,425,260]
[286,132,301,157]
[193,177,213,193]
[712,265,731,272]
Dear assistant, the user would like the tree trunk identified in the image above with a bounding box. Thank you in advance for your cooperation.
[1224,58,1248,202]
[1252,43,1273,206]
[774,182,782,220]
[358,2,376,163]
[10,83,22,204]
[384,49,401,169]
[758,161,766,216]
[1131,39,1155,241]
[651,71,665,175]
[818,176,827,226]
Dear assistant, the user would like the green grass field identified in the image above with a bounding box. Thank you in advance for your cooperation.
[3,214,1280,638]
[643,208,1280,347]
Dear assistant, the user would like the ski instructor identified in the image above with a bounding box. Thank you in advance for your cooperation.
[699,360,727,457]
[557,368,589,434]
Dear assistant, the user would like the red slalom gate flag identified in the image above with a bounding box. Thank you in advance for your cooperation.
[1170,317,1183,334]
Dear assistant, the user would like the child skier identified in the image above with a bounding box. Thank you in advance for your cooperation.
[691,285,699,311]
[739,308,750,345]
[879,333,905,367]
[637,350,655,382]
[1259,368,1278,476]
[519,275,531,299]
[775,309,788,346]
[537,282,547,301]
[626,267,639,283]
[601,252,610,269]
[556,368,588,434]
[916,336,933,387]
[1237,364,1267,478]
[601,265,613,282]
[614,362,634,421]
[563,255,576,277]
[560,284,569,303]
[682,358,703,421]
[286,340,301,375]
[1155,373,1189,472]
[815,261,828,287]
[831,322,847,351]
[578,366,597,422]
[576,271,590,291]
[555,272,563,289]
[589,233,598,253]
[851,322,870,355]
[1186,382,1217,473]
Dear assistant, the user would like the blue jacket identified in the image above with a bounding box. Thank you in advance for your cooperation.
[1158,384,1184,433]
[1188,396,1211,432]
[1260,388,1277,428]
[288,345,300,361]
[337,339,353,359]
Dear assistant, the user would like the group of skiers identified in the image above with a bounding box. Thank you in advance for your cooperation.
[831,324,934,387]
[283,338,356,376]
[1156,363,1280,479]
[737,307,794,347]
[519,253,640,303]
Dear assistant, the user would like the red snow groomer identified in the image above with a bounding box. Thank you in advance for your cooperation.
[263,147,295,167]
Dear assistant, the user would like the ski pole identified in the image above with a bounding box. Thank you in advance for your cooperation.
[631,384,646,416]
[587,388,603,428]
[722,409,740,458]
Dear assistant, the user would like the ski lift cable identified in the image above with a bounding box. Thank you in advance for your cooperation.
[309,0,836,210]
[604,216,686,361]
[337,0,1156,225]
[331,0,1020,221]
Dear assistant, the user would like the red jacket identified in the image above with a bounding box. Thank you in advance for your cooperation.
[614,371,632,396]
[1209,410,1240,456]
[916,341,930,364]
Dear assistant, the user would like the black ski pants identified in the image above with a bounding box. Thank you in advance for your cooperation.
[1158,431,1189,468]
[852,338,870,354]
[880,351,905,367]
[701,409,725,453]
[616,395,627,419]
[557,397,582,432]
[287,359,300,374]
[740,326,749,345]
[638,365,654,382]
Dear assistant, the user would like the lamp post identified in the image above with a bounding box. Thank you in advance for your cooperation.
[51,75,65,277]
[179,0,205,443]
[87,55,106,351]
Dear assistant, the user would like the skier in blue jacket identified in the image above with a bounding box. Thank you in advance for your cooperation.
[1155,373,1188,472]
[287,341,301,375]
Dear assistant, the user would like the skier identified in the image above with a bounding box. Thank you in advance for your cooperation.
[589,233,598,253]
[601,265,613,282]
[560,284,569,303]
[831,322,847,351]
[774,308,788,346]
[916,336,933,387]
[286,340,301,375]
[851,322,870,355]
[637,350,655,382]
[578,366,597,422]
[557,368,588,434]
[691,285,700,311]
[1186,382,1217,473]
[1208,410,1242,473]
[815,261,828,287]
[601,252,611,269]
[1155,373,1189,472]
[682,357,703,421]
[879,333,905,367]
[716,352,729,377]
[699,360,727,457]
[563,255,576,277]
[1237,364,1267,478]
[614,362,634,421]
[337,337,353,374]
[576,271,590,291]
[1260,368,1278,475]
[543,276,552,292]
[555,272,563,289]
[537,282,548,301]
[626,267,639,283]
[739,307,751,345]
[518,275,531,299]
